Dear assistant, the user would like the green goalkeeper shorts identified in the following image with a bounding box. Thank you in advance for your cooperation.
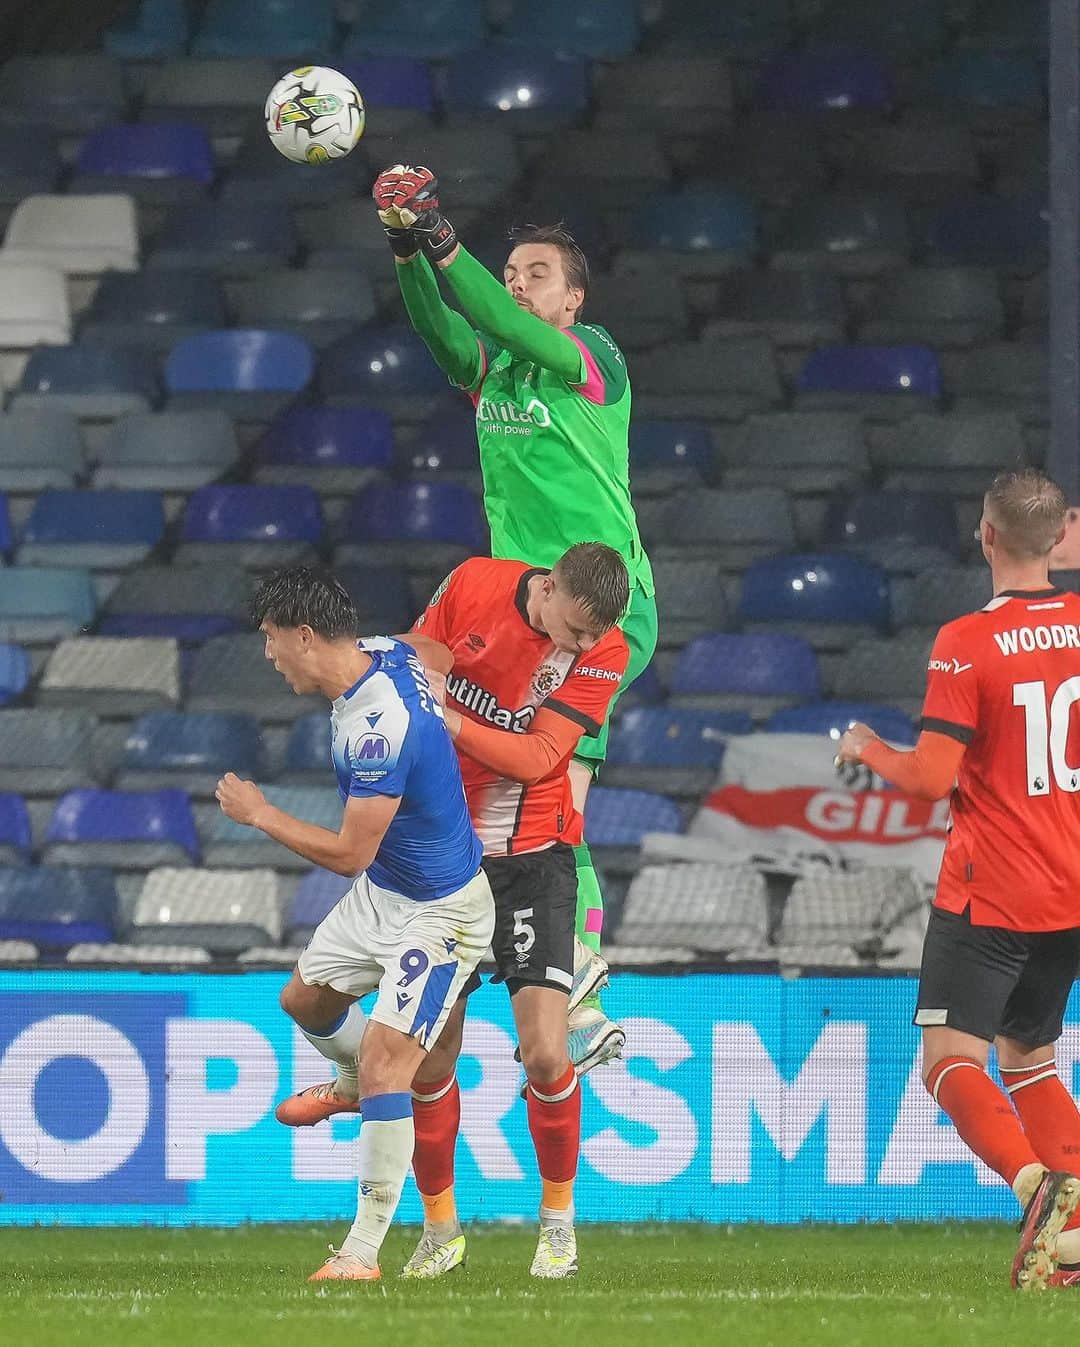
[573,581,658,771]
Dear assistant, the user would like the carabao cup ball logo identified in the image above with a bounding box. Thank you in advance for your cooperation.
[265,66,365,165]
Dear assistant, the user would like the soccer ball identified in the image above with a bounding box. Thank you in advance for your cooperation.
[264,66,365,165]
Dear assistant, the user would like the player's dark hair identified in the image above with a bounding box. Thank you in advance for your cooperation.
[251,566,360,640]
[552,542,629,630]
[507,223,589,320]
[984,468,1068,560]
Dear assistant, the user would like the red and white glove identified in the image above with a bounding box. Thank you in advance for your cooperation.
[372,163,419,257]
[373,164,457,263]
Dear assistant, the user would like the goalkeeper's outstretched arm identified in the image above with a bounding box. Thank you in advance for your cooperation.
[394,251,482,390]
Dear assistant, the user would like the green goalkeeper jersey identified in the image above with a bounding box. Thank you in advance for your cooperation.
[396,247,654,598]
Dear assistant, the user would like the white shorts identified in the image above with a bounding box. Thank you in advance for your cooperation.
[296,868,494,1048]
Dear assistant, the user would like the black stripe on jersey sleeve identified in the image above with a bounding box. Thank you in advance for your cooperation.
[544,698,602,738]
[920,716,975,745]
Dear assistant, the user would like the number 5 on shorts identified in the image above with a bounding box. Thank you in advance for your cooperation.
[513,907,535,955]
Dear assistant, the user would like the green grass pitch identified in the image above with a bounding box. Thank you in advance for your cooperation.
[4,1223,1077,1347]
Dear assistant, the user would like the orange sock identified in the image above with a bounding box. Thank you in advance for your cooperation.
[411,1073,460,1225]
[526,1064,580,1215]
[1002,1060,1080,1229]
[927,1055,1041,1187]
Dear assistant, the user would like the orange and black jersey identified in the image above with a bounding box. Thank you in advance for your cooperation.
[412,557,629,856]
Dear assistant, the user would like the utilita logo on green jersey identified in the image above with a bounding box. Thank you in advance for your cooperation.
[475,395,551,433]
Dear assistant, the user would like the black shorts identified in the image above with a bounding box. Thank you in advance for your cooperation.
[462,843,577,998]
[915,905,1080,1047]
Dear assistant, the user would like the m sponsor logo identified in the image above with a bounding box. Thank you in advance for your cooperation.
[353,734,389,763]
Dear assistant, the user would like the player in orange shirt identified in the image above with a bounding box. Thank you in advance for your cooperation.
[836,469,1080,1291]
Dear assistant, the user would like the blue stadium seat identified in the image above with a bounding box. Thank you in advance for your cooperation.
[0,569,96,644]
[670,633,821,716]
[73,124,215,200]
[756,43,894,114]
[165,330,314,420]
[0,866,117,949]
[118,711,265,794]
[502,0,640,59]
[0,494,16,558]
[340,481,487,553]
[618,661,665,710]
[105,0,189,59]
[319,327,447,421]
[923,193,1047,270]
[0,794,30,863]
[738,553,891,650]
[148,204,298,276]
[17,490,164,570]
[280,712,331,785]
[12,346,158,419]
[765,700,916,745]
[44,789,200,867]
[822,489,960,574]
[630,187,758,256]
[0,646,29,706]
[254,406,393,491]
[342,0,484,59]
[405,399,482,487]
[192,0,335,58]
[605,706,748,796]
[178,485,324,567]
[795,344,941,415]
[629,419,713,496]
[288,867,352,942]
[0,56,126,135]
[443,48,588,127]
[339,58,434,120]
[80,271,226,353]
[584,785,683,852]
[98,613,240,643]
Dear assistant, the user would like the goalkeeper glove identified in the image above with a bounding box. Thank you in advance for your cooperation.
[386,165,458,264]
[373,164,419,258]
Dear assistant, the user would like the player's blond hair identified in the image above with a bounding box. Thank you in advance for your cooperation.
[984,468,1068,560]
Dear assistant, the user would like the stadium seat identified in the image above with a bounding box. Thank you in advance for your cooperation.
[320,326,461,422]
[922,193,1047,271]
[867,412,1027,496]
[0,265,70,349]
[342,0,484,59]
[253,406,393,495]
[739,553,890,651]
[192,0,335,59]
[0,139,63,223]
[835,123,980,205]
[822,489,960,574]
[361,128,517,206]
[859,267,1004,348]
[653,0,788,58]
[0,55,127,135]
[756,43,893,114]
[148,203,298,276]
[336,564,414,635]
[0,938,37,964]
[44,788,199,869]
[337,58,434,137]
[105,0,189,60]
[633,337,783,421]
[296,200,398,277]
[780,868,924,950]
[278,712,331,787]
[643,488,794,570]
[703,113,827,210]
[443,48,588,130]
[769,191,911,278]
[891,565,992,634]
[670,632,821,718]
[584,271,688,350]
[222,132,370,209]
[335,481,488,571]
[404,399,483,490]
[617,862,768,954]
[142,58,279,141]
[164,330,314,422]
[80,271,227,354]
[0,410,82,492]
[595,56,735,136]
[651,558,730,647]
[926,51,1043,129]
[205,786,341,869]
[2,195,138,276]
[0,646,29,706]
[815,0,947,63]
[765,700,916,745]
[618,661,665,711]
[288,867,352,943]
[0,709,103,793]
[188,633,321,722]
[705,270,846,349]
[93,409,239,491]
[794,344,941,418]
[12,345,158,420]
[103,564,251,641]
[73,125,214,203]
[176,484,323,570]
[68,942,211,966]
[233,269,377,350]
[944,342,1049,424]
[0,794,31,863]
[117,711,265,795]
[715,413,869,495]
[0,866,117,950]
[38,637,180,714]
[605,707,747,797]
[131,867,281,953]
[17,489,164,570]
[829,633,936,714]
[0,568,96,644]
[628,420,712,497]
[534,132,670,216]
[617,187,757,280]
[960,0,1048,55]
[584,786,683,875]
[501,0,640,59]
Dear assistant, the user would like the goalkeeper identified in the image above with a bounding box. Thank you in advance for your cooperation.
[372,165,657,1072]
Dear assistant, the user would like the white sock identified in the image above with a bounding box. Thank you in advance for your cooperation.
[540,1202,575,1228]
[340,1092,415,1267]
[1012,1162,1047,1207]
[298,1002,366,1100]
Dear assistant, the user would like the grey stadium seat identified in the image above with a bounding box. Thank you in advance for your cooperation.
[67,942,212,966]
[715,413,869,495]
[0,410,83,491]
[534,131,671,213]
[232,269,378,349]
[142,59,279,141]
[617,863,769,955]
[835,122,980,205]
[363,127,518,205]
[131,867,282,954]
[705,114,828,209]
[859,268,1004,349]
[704,271,846,349]
[769,191,911,278]
[2,194,138,276]
[585,272,689,350]
[204,787,341,869]
[891,566,993,635]
[826,633,935,716]
[593,56,735,136]
[870,412,1028,496]
[779,868,924,949]
[943,344,1049,425]
[37,637,180,714]
[105,564,251,624]
[187,633,322,722]
[93,410,239,491]
[0,709,102,793]
[0,938,38,963]
[652,559,730,648]
[633,337,783,422]
[642,488,795,569]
